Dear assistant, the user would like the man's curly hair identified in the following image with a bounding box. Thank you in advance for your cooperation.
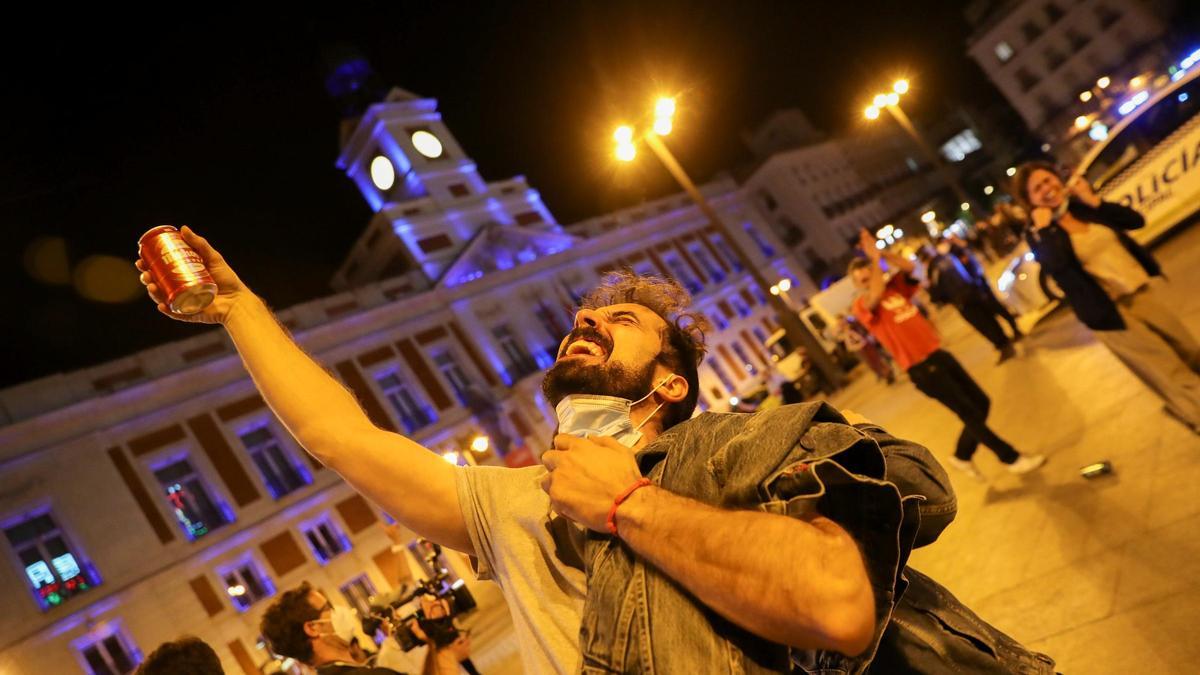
[580,270,711,429]
[260,582,321,665]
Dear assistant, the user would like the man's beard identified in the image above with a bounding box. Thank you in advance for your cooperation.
[542,328,658,408]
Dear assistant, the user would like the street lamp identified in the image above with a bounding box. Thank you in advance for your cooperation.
[470,435,490,454]
[861,76,979,213]
[609,96,845,390]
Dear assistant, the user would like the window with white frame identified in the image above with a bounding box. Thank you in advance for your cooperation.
[375,371,436,433]
[302,516,350,564]
[731,342,759,376]
[689,244,726,282]
[340,574,378,617]
[662,251,702,293]
[730,295,752,318]
[492,323,538,380]
[707,358,737,394]
[710,234,744,272]
[431,350,473,406]
[74,624,140,675]
[4,510,99,610]
[151,456,231,541]
[221,557,275,611]
[239,425,311,499]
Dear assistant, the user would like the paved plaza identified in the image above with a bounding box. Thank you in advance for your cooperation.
[461,223,1200,674]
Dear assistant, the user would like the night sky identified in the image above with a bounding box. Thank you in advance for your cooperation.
[3,3,1005,388]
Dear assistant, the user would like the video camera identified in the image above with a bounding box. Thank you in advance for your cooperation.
[361,540,477,652]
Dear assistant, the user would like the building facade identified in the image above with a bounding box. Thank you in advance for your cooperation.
[965,0,1172,134]
[0,89,807,674]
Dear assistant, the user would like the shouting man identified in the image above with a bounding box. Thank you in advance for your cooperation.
[137,228,1053,673]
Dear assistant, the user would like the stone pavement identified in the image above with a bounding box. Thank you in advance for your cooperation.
[829,222,1200,673]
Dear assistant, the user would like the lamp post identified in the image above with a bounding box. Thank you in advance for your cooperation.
[864,78,981,214]
[613,98,845,390]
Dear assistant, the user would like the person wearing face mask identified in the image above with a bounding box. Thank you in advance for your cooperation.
[139,234,1054,673]
[259,582,411,674]
[1013,161,1200,433]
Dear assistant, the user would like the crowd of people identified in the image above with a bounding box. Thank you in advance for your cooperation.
[127,153,1200,673]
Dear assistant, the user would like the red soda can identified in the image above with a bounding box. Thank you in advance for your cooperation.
[138,226,218,315]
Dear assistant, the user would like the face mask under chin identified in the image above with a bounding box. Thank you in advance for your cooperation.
[554,375,673,449]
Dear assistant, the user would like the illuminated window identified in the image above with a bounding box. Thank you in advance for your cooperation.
[432,350,472,406]
[730,295,753,318]
[662,252,702,294]
[710,235,744,272]
[239,426,311,499]
[152,457,230,541]
[302,517,350,564]
[709,310,729,331]
[731,342,759,375]
[493,324,538,381]
[4,511,99,610]
[743,223,776,258]
[74,625,140,675]
[221,558,275,611]
[707,358,737,393]
[340,574,378,617]
[689,244,725,282]
[939,129,983,163]
[376,372,437,433]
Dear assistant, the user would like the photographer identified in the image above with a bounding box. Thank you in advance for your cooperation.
[260,582,424,675]
[376,593,477,675]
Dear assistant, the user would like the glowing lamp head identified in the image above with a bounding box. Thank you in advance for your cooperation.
[961,202,970,211]
[769,285,780,296]
[653,117,673,136]
[411,130,444,159]
[984,185,995,195]
[615,142,637,162]
[470,435,489,453]
[729,397,739,406]
[885,93,900,106]
[613,125,634,144]
[1006,166,1017,177]
[1097,76,1111,89]
[1074,115,1090,130]
[778,278,791,292]
[893,79,910,95]
[921,210,937,224]
[865,105,880,120]
[1080,90,1093,103]
[654,97,676,119]
[370,155,396,191]
[873,93,888,108]
[442,451,462,465]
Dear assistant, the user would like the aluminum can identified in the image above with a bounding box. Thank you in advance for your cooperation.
[138,226,217,315]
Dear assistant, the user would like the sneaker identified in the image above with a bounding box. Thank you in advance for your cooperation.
[996,344,1017,365]
[947,456,986,481]
[1007,454,1047,474]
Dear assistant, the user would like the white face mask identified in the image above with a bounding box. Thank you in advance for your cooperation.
[315,605,359,645]
[554,375,673,448]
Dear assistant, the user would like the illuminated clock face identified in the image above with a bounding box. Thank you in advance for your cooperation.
[370,155,395,190]
[411,130,444,159]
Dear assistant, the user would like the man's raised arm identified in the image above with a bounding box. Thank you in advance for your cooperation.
[137,227,472,553]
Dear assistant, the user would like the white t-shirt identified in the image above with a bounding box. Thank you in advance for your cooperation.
[455,465,587,674]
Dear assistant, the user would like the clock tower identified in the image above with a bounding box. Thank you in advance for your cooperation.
[332,87,562,291]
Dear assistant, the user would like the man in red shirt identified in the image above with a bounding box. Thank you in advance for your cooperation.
[850,233,1045,479]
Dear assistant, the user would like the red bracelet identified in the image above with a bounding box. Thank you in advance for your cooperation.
[606,477,653,536]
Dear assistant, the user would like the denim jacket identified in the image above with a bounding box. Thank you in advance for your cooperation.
[578,403,1055,674]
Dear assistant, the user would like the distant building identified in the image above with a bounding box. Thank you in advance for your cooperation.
[737,107,1002,282]
[965,0,1174,135]
[0,88,809,674]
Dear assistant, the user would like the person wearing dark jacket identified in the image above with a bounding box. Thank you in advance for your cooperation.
[1014,160,1200,432]
[920,243,1020,364]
